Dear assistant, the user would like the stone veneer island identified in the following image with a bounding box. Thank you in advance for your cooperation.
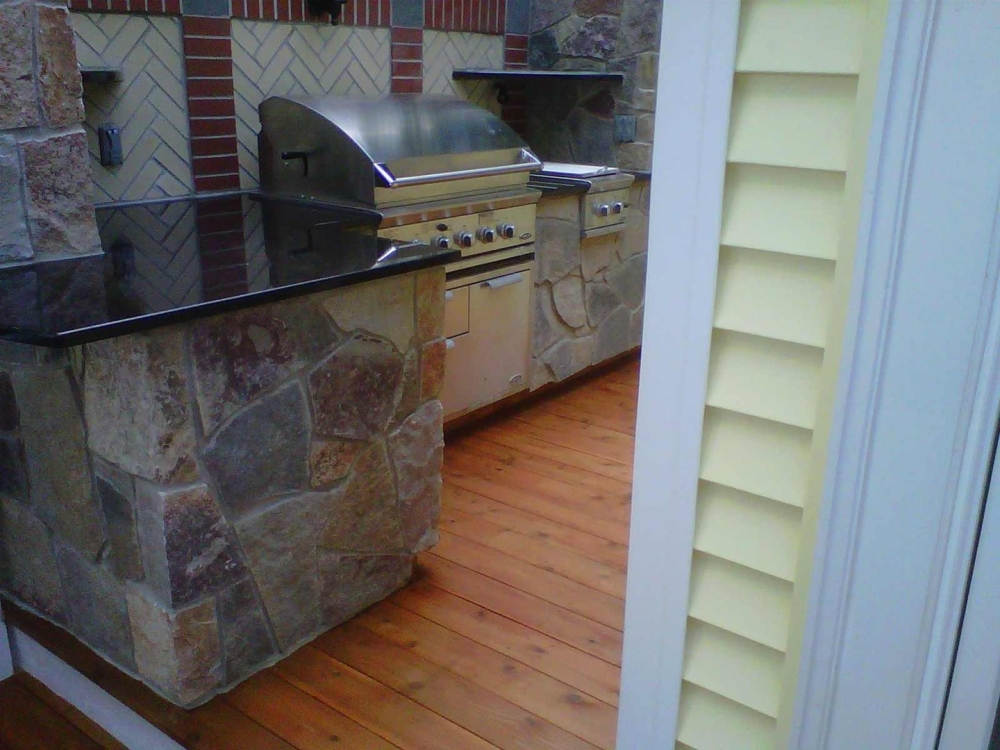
[0,265,448,707]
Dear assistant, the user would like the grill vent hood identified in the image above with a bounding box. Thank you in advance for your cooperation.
[259,93,541,209]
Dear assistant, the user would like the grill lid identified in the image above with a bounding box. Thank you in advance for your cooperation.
[259,93,541,207]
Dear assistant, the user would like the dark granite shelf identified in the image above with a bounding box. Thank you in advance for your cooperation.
[452,69,625,84]
[0,192,458,348]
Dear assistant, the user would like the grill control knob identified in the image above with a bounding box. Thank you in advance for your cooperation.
[432,234,450,248]
[477,226,497,243]
[596,203,611,217]
[455,231,475,248]
[612,201,625,215]
[497,223,517,239]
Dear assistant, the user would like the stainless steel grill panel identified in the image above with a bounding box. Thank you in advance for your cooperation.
[259,94,540,208]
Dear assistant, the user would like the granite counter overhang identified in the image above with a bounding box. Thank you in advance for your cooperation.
[0,192,459,348]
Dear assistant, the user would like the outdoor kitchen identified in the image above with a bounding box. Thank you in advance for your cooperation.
[0,0,656,729]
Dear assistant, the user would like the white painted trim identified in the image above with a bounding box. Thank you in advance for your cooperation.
[938,427,1000,749]
[615,1,739,747]
[790,1,1000,747]
[0,609,13,681]
[12,628,185,750]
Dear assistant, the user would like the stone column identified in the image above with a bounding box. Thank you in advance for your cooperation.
[0,0,101,267]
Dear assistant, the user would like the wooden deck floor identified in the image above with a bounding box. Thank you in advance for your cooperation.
[0,354,638,750]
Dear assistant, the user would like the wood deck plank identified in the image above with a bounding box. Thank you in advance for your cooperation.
[15,673,128,750]
[0,678,103,750]
[442,484,629,570]
[317,619,602,750]
[389,578,622,706]
[349,603,618,750]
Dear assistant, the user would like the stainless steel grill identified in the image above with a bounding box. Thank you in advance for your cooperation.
[258,93,542,421]
[259,93,541,209]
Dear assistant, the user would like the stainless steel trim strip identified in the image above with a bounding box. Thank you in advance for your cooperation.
[376,149,542,189]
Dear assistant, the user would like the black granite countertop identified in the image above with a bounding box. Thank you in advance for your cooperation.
[0,192,458,348]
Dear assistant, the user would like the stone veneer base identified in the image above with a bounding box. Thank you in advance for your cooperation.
[0,267,447,707]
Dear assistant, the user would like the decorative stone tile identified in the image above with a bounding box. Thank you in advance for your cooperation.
[528,30,560,69]
[636,50,659,88]
[0,495,67,623]
[309,336,404,441]
[622,203,649,261]
[84,328,199,485]
[584,281,623,328]
[235,493,327,651]
[37,6,85,128]
[580,235,616,281]
[538,195,580,223]
[423,31,504,115]
[393,347,421,425]
[617,142,652,171]
[594,305,631,362]
[190,299,337,436]
[534,284,574,356]
[136,482,246,607]
[536,218,580,283]
[56,544,134,669]
[0,436,29,502]
[309,438,365,488]
[531,359,555,390]
[567,108,616,165]
[530,0,573,32]
[0,137,31,263]
[94,459,144,582]
[633,87,656,112]
[575,0,622,17]
[562,15,619,60]
[543,335,594,381]
[0,4,39,129]
[127,584,223,707]
[320,441,405,553]
[552,274,587,329]
[420,339,447,401]
[218,578,276,684]
[317,552,412,627]
[19,131,102,258]
[13,368,104,559]
[416,269,445,343]
[388,400,443,552]
[606,252,647,310]
[203,382,310,518]
[630,304,644,347]
[320,275,415,353]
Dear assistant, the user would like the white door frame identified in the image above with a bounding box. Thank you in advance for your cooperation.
[790,0,1000,747]
[620,0,1000,747]
[616,1,740,747]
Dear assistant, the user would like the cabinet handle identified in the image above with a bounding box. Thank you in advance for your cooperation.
[483,272,524,290]
[445,290,454,302]
[446,338,456,350]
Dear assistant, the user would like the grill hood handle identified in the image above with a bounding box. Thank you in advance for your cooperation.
[374,149,541,189]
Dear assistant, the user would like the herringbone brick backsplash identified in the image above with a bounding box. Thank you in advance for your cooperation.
[423,30,502,115]
[73,13,195,203]
[232,22,391,188]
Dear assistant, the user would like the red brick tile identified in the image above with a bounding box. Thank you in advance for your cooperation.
[188,97,236,118]
[202,265,249,289]
[189,117,238,138]
[186,78,235,98]
[391,27,421,43]
[198,231,246,255]
[194,173,241,193]
[277,0,289,20]
[497,0,506,33]
[262,0,275,19]
[186,58,233,77]
[184,36,232,56]
[290,0,303,21]
[193,154,240,176]
[391,61,421,77]
[391,43,421,60]
[182,17,230,35]
[392,77,422,94]
[196,211,243,234]
[190,137,238,158]
[203,281,250,301]
[505,48,527,64]
[68,0,89,9]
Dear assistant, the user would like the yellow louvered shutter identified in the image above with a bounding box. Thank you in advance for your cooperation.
[674,1,888,747]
